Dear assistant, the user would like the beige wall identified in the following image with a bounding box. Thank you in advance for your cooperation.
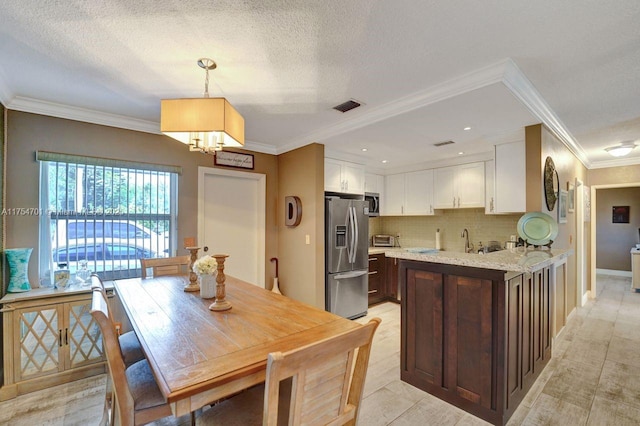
[277,143,325,309]
[595,187,640,271]
[527,124,589,312]
[375,209,520,252]
[589,164,640,185]
[4,111,279,287]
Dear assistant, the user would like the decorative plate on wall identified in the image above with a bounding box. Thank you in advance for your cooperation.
[543,156,558,211]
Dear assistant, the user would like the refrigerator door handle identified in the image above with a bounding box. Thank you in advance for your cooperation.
[352,206,359,264]
[334,270,369,280]
[348,206,356,264]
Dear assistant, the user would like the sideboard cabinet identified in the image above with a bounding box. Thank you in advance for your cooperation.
[0,287,107,400]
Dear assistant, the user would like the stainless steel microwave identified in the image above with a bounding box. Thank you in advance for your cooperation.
[364,192,380,217]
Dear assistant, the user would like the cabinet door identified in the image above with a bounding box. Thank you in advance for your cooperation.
[384,174,405,215]
[495,141,526,213]
[65,299,104,370]
[456,162,485,208]
[433,166,456,209]
[342,162,365,194]
[485,160,495,214]
[403,268,444,387]
[324,158,343,192]
[446,275,493,409]
[405,170,434,215]
[365,173,383,193]
[15,305,64,381]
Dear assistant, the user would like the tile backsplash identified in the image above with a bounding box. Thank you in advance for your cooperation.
[368,209,521,252]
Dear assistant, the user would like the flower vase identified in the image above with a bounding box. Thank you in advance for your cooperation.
[200,273,216,299]
[5,248,33,293]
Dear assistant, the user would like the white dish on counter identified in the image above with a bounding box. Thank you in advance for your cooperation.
[517,212,558,246]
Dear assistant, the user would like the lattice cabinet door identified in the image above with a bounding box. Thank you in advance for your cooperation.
[64,299,104,369]
[14,305,64,381]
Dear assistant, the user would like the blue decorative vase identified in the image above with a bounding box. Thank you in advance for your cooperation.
[5,248,33,293]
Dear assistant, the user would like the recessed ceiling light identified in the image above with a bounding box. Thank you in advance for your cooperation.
[458,152,464,155]
[382,160,388,164]
[361,148,368,152]
[464,127,471,131]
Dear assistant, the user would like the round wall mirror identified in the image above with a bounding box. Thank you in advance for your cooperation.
[543,156,558,211]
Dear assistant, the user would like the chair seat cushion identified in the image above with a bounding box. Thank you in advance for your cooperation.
[119,331,145,368]
[125,359,167,410]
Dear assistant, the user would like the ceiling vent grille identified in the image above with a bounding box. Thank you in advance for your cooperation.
[434,140,455,147]
[333,99,361,113]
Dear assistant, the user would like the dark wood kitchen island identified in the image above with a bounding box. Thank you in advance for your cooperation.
[386,248,571,425]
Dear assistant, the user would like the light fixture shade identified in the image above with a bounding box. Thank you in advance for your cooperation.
[605,143,636,157]
[160,98,245,152]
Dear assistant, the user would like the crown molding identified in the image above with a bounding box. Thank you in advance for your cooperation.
[243,140,277,155]
[0,70,13,107]
[501,59,591,168]
[277,59,512,154]
[7,96,160,134]
[588,156,640,169]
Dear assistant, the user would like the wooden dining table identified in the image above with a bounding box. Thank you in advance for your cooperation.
[113,274,361,417]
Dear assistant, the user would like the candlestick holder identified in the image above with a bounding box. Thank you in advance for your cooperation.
[209,254,232,311]
[184,246,201,292]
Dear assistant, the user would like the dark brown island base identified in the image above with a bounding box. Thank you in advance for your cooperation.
[387,248,572,426]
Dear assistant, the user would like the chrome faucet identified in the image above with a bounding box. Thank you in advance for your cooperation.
[461,228,472,253]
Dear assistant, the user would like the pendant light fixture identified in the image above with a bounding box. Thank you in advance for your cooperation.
[161,58,244,154]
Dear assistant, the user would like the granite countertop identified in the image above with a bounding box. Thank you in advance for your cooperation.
[383,247,572,273]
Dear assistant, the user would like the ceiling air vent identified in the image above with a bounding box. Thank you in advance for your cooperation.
[333,99,361,113]
[434,140,455,147]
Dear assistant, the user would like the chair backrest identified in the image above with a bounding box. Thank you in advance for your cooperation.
[140,256,190,279]
[90,288,136,426]
[263,317,381,426]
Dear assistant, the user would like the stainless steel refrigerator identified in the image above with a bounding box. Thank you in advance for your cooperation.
[325,197,369,319]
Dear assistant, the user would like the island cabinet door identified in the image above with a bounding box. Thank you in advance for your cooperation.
[445,275,494,411]
[532,267,552,374]
[402,269,444,388]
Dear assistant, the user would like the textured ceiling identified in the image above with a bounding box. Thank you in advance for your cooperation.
[1,1,640,171]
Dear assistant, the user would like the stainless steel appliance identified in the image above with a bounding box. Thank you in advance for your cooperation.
[325,197,369,319]
[364,192,380,217]
[372,234,395,247]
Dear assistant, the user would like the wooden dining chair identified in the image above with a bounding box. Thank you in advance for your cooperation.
[199,317,381,426]
[90,274,145,368]
[140,255,190,279]
[91,288,177,426]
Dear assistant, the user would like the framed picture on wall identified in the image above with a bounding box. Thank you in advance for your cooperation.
[567,182,575,213]
[584,185,591,222]
[558,189,568,224]
[612,206,630,223]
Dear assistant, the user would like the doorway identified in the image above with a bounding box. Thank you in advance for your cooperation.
[198,167,266,288]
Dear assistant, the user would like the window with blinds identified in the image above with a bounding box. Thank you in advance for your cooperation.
[38,152,180,282]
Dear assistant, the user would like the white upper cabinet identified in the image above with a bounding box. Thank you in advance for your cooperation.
[433,162,485,209]
[365,173,384,194]
[324,158,365,195]
[494,141,526,213]
[404,169,434,215]
[383,170,434,216]
[485,160,495,214]
[384,174,405,215]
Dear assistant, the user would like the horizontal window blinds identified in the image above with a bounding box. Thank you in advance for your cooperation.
[36,150,182,175]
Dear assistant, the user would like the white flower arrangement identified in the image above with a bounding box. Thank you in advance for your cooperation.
[192,255,217,275]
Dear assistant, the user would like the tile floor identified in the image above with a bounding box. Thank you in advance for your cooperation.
[1,274,638,425]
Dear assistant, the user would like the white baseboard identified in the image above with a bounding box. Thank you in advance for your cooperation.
[582,291,590,306]
[596,268,632,277]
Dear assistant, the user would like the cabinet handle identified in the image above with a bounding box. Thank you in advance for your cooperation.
[368,290,377,294]
[368,271,378,275]
[368,257,377,261]
[59,330,63,347]
[453,197,456,208]
[490,197,494,212]
[430,204,433,213]
[457,197,460,208]
[65,328,69,345]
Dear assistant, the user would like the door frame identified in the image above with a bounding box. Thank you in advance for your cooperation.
[575,178,585,307]
[197,166,266,288]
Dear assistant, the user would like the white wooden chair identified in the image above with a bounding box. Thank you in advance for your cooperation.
[91,288,182,426]
[198,317,381,425]
[140,255,190,279]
